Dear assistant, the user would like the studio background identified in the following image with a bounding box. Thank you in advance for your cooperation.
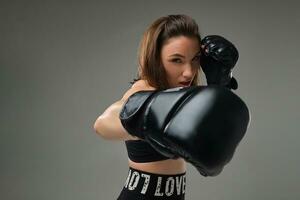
[1,1,299,199]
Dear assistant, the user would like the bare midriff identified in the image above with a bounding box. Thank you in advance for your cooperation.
[128,158,186,175]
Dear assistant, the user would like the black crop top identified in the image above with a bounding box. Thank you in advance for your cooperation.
[125,140,169,163]
[124,78,170,162]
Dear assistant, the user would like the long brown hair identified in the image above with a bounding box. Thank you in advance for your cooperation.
[135,14,202,90]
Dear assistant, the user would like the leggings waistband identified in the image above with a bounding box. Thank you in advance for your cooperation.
[119,167,186,199]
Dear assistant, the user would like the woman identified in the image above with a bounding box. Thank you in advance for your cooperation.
[94,14,202,199]
[94,13,251,199]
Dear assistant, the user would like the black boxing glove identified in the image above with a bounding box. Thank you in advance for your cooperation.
[119,86,250,176]
[200,35,239,90]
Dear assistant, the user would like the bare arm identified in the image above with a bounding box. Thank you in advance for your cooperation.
[93,99,138,140]
[93,80,155,141]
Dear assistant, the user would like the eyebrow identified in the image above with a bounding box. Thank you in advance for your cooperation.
[169,51,201,58]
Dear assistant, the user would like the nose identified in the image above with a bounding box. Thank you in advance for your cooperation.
[182,64,194,79]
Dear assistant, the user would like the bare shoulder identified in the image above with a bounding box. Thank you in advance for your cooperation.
[121,80,156,101]
[131,79,152,89]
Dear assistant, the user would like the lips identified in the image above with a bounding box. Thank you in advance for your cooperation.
[179,81,191,86]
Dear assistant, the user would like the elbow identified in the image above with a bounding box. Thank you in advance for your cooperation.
[93,113,132,141]
[93,120,100,134]
[93,119,102,135]
[93,118,108,139]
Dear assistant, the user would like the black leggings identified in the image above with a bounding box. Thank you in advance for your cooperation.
[117,167,186,200]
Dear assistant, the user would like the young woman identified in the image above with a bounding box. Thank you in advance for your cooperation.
[94,14,249,200]
[94,14,201,199]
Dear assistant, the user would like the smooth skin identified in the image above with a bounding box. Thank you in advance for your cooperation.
[94,36,201,174]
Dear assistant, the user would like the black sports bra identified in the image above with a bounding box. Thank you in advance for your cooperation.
[125,140,169,163]
[124,78,169,163]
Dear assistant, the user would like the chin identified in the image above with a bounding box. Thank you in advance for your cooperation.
[172,85,184,88]
[170,84,188,88]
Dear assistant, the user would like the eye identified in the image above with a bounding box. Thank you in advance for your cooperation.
[193,55,201,62]
[171,58,183,64]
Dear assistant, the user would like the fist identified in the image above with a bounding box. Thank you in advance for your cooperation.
[200,35,239,90]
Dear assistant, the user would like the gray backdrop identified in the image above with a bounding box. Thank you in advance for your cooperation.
[1,0,299,199]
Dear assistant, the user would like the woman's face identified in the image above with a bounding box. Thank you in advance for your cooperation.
[161,36,200,88]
